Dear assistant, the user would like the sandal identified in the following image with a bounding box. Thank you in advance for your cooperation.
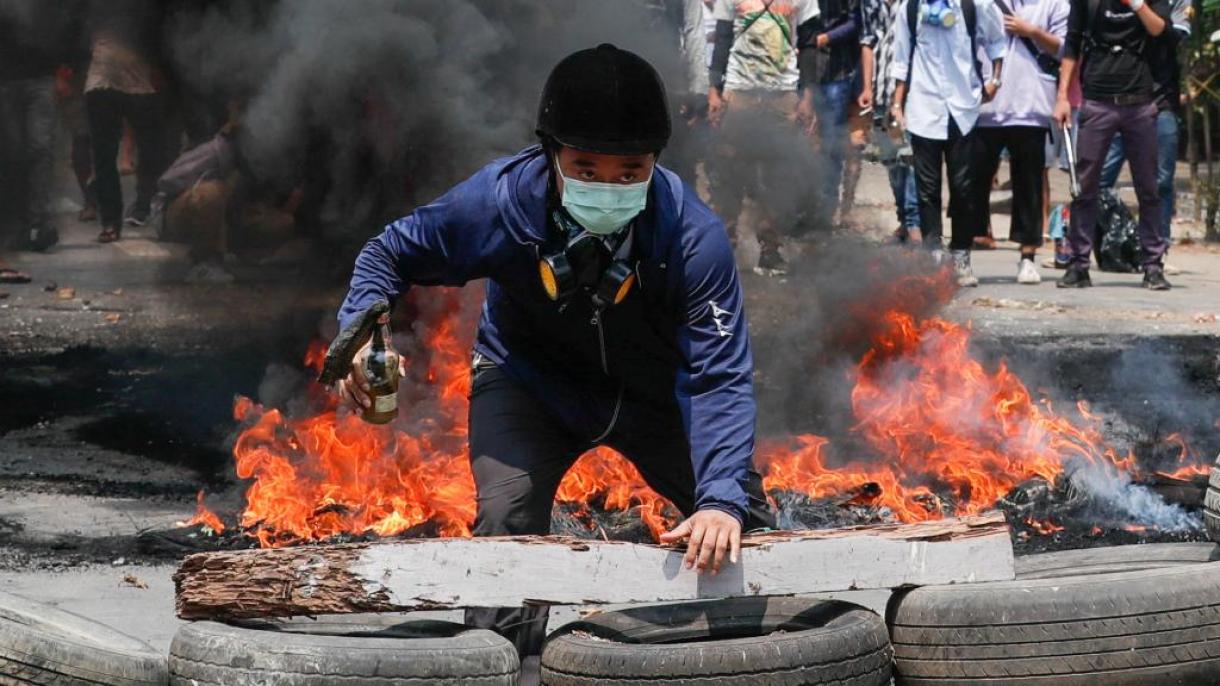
[97,227,121,243]
[0,268,31,284]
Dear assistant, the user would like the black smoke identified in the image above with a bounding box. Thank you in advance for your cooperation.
[163,0,692,252]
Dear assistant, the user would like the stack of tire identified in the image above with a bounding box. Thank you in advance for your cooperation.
[1204,450,1220,542]
[7,543,1220,685]
[538,543,1220,686]
[169,599,894,686]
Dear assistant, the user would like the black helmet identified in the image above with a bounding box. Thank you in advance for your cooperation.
[536,44,671,156]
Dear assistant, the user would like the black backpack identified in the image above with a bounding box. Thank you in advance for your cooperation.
[1094,189,1144,273]
[906,0,984,86]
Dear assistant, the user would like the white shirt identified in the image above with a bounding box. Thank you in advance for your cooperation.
[890,0,1007,139]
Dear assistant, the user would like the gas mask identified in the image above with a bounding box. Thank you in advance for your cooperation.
[538,208,636,311]
[920,0,958,27]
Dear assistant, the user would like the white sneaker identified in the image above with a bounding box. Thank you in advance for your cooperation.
[1164,263,1182,276]
[952,249,979,287]
[1017,258,1042,284]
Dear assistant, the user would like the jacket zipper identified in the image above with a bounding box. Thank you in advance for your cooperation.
[591,309,623,443]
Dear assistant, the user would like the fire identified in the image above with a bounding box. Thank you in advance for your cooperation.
[1025,518,1065,535]
[184,490,225,534]
[1156,433,1211,479]
[196,288,676,547]
[761,310,1147,522]
[192,278,1210,547]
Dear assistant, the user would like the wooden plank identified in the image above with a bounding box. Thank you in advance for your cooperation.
[174,512,1014,620]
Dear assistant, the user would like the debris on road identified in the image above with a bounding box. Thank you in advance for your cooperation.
[121,573,148,590]
[971,297,1069,313]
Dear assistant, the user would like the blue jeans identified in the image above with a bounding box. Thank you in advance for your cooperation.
[1098,108,1178,239]
[887,162,920,228]
[815,78,853,219]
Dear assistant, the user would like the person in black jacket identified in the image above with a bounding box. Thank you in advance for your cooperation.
[1052,0,1172,289]
[1096,0,1190,273]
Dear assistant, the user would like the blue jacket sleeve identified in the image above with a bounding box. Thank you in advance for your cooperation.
[671,201,756,523]
[337,168,504,331]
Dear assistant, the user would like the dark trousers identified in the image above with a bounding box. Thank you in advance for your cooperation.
[463,365,775,658]
[911,119,979,251]
[973,126,1047,248]
[1099,107,1178,240]
[0,78,56,240]
[86,89,167,228]
[1069,98,1167,269]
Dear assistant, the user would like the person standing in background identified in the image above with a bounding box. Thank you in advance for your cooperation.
[0,1,86,252]
[1052,0,1171,289]
[859,0,923,243]
[891,0,1007,286]
[805,0,862,227]
[708,0,821,276]
[85,0,169,244]
[973,0,1068,284]
[1095,0,1190,275]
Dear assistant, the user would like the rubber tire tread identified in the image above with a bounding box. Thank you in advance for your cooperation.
[1205,452,1220,543]
[0,590,167,686]
[169,619,518,685]
[891,542,1220,685]
[541,597,892,685]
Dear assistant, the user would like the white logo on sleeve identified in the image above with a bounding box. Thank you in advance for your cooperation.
[709,300,734,338]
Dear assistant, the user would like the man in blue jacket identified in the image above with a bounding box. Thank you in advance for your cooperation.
[336,44,775,654]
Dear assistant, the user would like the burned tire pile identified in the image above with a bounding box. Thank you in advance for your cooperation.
[540,597,893,686]
[889,542,1220,685]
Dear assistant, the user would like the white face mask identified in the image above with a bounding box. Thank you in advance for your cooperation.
[556,161,652,235]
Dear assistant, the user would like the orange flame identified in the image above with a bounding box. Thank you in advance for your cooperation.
[761,311,1149,522]
[1156,433,1210,479]
[1025,517,1065,535]
[185,490,225,534]
[195,280,1208,547]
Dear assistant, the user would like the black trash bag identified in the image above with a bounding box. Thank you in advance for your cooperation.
[1093,189,1144,272]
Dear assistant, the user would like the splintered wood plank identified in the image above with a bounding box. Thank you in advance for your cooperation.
[174,512,1014,620]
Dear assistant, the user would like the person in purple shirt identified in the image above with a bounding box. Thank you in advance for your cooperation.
[974,0,1069,284]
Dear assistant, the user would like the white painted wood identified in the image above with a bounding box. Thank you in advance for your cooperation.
[348,521,1013,609]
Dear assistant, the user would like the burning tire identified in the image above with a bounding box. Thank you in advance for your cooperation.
[1204,452,1220,542]
[540,597,892,686]
[0,589,167,685]
[891,542,1220,685]
[169,618,518,685]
